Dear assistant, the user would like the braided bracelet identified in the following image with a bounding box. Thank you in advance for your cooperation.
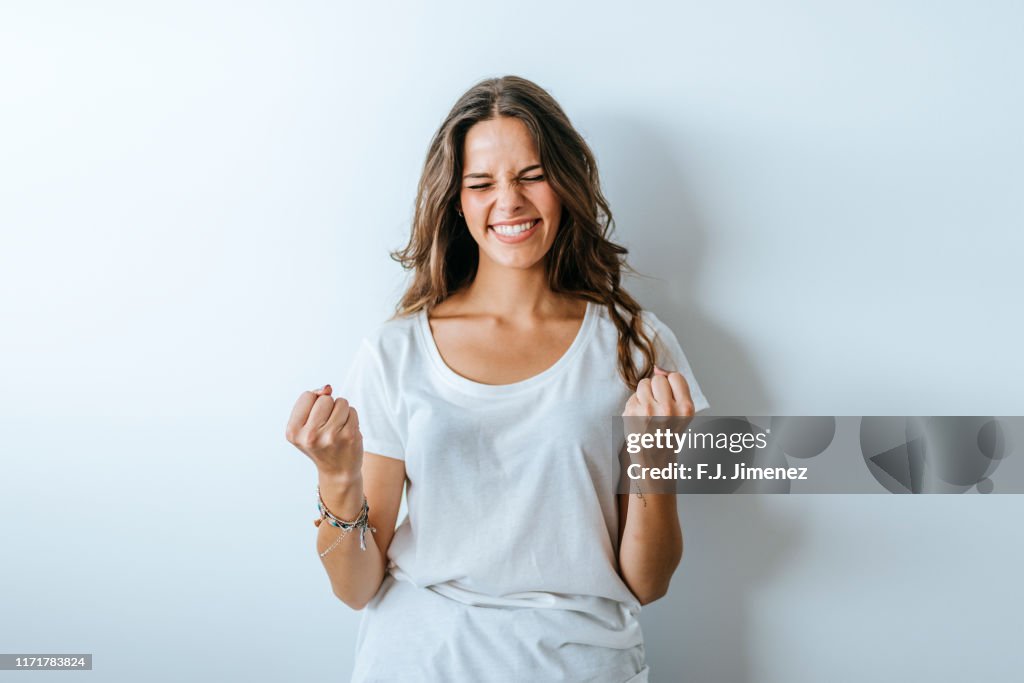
[315,488,376,554]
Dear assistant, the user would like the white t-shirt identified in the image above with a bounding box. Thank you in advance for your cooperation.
[343,301,709,683]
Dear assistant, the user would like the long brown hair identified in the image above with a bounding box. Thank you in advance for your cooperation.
[391,75,656,389]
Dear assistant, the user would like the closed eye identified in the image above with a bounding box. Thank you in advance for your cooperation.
[466,174,543,190]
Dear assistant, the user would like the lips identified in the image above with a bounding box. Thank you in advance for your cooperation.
[488,218,540,244]
[489,218,539,235]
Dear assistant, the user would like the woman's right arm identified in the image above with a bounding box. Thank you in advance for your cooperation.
[286,386,406,610]
[316,453,405,609]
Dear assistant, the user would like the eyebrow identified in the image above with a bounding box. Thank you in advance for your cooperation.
[463,164,543,180]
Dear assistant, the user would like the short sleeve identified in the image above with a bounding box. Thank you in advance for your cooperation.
[342,339,405,460]
[643,311,711,414]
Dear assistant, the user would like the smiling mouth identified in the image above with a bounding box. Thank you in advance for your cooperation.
[488,218,539,237]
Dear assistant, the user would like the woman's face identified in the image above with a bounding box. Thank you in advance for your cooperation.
[458,116,562,272]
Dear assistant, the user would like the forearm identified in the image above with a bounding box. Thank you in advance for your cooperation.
[618,492,683,605]
[316,473,387,610]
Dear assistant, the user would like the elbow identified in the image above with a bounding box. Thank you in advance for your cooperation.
[632,546,683,606]
[635,578,671,606]
[635,561,680,605]
[326,561,387,611]
[332,586,373,611]
[342,597,370,611]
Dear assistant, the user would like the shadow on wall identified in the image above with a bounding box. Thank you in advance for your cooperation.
[582,114,772,415]
[645,496,802,682]
[583,116,789,680]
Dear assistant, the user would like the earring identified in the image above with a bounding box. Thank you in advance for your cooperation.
[456,207,463,217]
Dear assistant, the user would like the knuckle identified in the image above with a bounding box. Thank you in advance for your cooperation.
[350,414,364,432]
[342,413,362,436]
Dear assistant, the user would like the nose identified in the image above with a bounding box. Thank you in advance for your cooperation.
[495,180,525,215]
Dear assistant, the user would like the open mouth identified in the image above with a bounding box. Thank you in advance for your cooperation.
[489,218,540,242]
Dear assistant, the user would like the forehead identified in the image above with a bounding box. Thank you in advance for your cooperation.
[462,117,539,170]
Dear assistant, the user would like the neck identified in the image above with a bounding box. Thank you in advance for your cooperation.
[459,259,566,319]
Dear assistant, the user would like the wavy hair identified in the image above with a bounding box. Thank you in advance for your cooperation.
[391,75,656,389]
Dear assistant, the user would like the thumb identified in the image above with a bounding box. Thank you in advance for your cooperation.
[313,383,333,396]
[652,365,669,377]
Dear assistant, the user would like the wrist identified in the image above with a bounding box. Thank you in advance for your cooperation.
[318,465,362,488]
[317,471,364,518]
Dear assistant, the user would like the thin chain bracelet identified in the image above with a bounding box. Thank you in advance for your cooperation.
[319,524,355,558]
[315,488,376,554]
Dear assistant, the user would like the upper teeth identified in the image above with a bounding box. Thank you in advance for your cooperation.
[493,220,535,236]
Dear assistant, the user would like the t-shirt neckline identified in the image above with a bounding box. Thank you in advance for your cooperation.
[416,300,597,396]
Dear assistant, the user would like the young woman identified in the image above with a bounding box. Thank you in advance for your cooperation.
[286,75,709,682]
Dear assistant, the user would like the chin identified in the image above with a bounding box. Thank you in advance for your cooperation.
[493,256,546,271]
[482,242,555,272]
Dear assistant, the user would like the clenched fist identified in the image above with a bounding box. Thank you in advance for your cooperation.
[285,384,364,479]
[623,366,696,418]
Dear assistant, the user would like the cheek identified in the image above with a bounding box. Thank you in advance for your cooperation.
[461,191,490,217]
[460,194,491,239]
[534,187,562,217]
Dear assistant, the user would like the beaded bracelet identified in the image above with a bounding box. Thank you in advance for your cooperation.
[315,487,376,555]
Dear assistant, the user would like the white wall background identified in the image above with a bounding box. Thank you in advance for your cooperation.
[1,1,1022,681]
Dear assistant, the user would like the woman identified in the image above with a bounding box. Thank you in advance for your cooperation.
[285,75,709,682]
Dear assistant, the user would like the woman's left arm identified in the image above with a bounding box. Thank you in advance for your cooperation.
[616,368,694,605]
[617,491,683,605]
